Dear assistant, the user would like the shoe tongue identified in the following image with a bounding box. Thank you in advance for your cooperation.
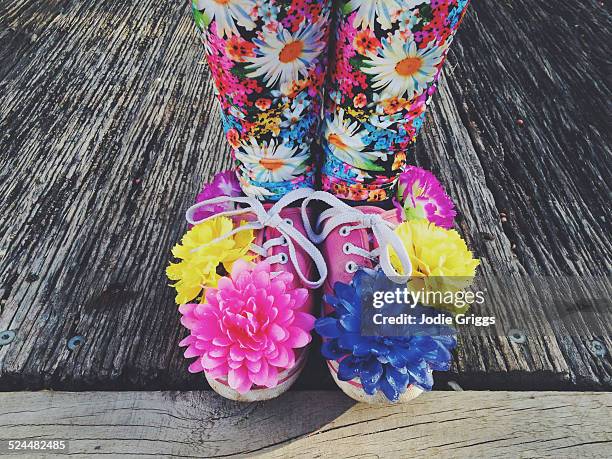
[356,205,402,225]
[357,205,386,215]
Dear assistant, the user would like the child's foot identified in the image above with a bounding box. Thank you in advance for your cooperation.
[168,174,326,402]
[302,190,461,404]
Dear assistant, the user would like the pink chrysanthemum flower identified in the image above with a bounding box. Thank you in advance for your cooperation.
[395,166,457,229]
[179,260,315,393]
[192,170,242,222]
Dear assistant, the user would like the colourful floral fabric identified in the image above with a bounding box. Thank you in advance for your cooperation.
[320,0,471,202]
[192,0,470,202]
[192,0,332,200]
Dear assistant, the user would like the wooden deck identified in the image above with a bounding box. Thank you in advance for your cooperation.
[1,390,611,457]
[0,0,611,395]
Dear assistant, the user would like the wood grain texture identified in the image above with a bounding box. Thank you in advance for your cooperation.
[0,0,610,391]
[0,391,610,458]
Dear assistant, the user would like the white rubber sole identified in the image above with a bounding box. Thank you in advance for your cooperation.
[205,347,308,402]
[327,360,423,404]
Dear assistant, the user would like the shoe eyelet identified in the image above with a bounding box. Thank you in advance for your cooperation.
[284,218,293,226]
[343,243,352,255]
[345,261,358,273]
[279,252,289,264]
[280,236,288,246]
[339,226,351,237]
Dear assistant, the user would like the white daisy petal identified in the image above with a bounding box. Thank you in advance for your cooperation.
[196,0,256,37]
[235,139,309,183]
[346,0,426,30]
[245,15,328,88]
[324,109,385,166]
[363,32,448,99]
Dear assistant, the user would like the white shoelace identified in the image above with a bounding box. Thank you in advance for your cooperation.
[185,188,327,289]
[301,191,412,284]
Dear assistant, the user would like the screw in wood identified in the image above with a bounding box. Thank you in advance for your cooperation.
[0,330,15,346]
[589,340,607,357]
[508,329,526,344]
[68,335,85,350]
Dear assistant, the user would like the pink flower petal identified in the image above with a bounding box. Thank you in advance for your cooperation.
[290,289,308,309]
[267,323,287,342]
[216,276,234,291]
[253,270,270,289]
[263,365,279,388]
[178,304,195,315]
[243,283,257,299]
[230,345,246,361]
[206,364,229,379]
[195,340,213,351]
[273,293,290,309]
[231,259,252,279]
[285,348,296,369]
[269,279,286,296]
[228,366,252,393]
[188,359,204,373]
[184,345,201,359]
[228,359,243,369]
[276,307,294,324]
[246,358,262,374]
[179,335,195,347]
[267,345,290,368]
[249,359,269,386]
[201,354,226,369]
[285,326,311,348]
[212,336,232,347]
[291,312,316,332]
[208,346,228,358]
[244,349,261,362]
[188,315,221,340]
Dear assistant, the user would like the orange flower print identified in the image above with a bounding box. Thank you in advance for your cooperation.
[332,182,349,197]
[255,98,272,111]
[407,101,427,119]
[225,36,255,62]
[353,29,381,55]
[353,93,367,108]
[382,97,407,115]
[392,152,407,171]
[227,128,241,149]
[368,189,387,201]
[349,183,369,201]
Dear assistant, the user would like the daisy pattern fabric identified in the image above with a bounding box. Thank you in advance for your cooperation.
[192,0,332,201]
[321,0,471,202]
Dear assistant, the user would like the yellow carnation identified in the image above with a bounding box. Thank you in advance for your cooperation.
[390,220,480,313]
[166,217,254,304]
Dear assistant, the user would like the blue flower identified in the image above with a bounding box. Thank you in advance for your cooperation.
[220,111,243,134]
[412,112,426,133]
[315,269,457,402]
[448,0,469,28]
[281,112,316,149]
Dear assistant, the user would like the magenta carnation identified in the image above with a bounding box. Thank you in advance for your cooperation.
[178,260,315,393]
[395,166,457,229]
[192,170,242,222]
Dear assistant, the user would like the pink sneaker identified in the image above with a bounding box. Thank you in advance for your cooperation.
[173,186,327,402]
[302,191,441,404]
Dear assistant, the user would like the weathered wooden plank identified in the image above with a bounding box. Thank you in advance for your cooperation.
[414,0,612,389]
[0,0,610,391]
[0,391,610,458]
[0,0,231,390]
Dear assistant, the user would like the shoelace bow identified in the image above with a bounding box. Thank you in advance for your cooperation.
[301,191,412,284]
[185,187,327,289]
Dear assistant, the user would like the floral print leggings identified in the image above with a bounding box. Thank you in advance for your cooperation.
[193,0,470,202]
